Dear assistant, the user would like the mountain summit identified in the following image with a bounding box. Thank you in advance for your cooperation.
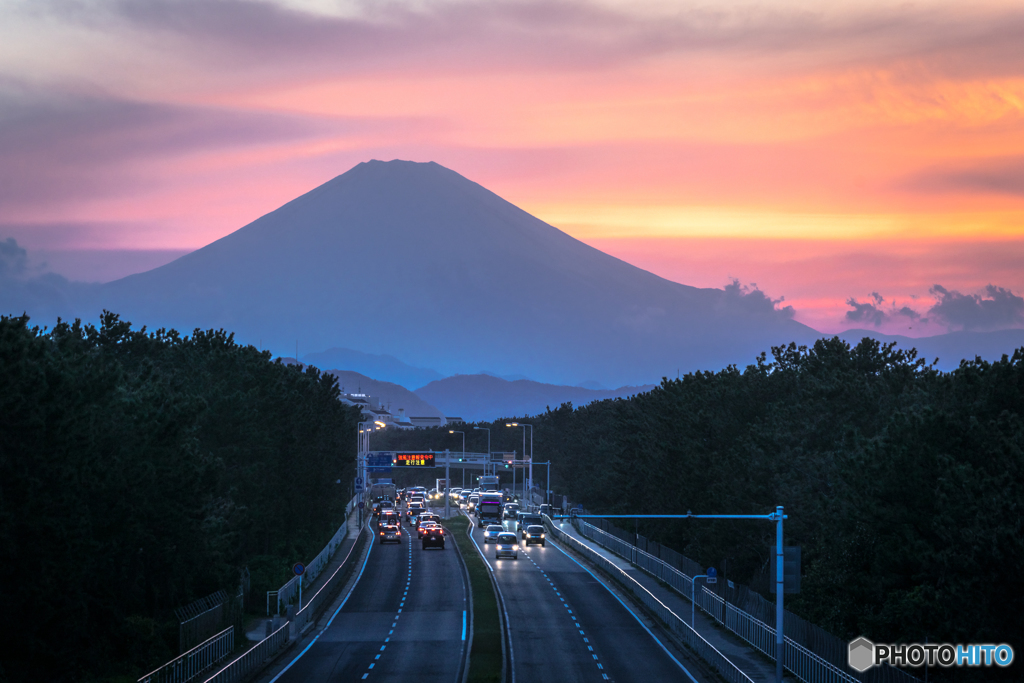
[102,160,816,385]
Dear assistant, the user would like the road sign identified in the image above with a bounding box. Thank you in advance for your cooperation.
[769,546,801,594]
[366,453,393,472]
[394,452,436,467]
[293,563,305,576]
[355,477,363,486]
[707,567,718,584]
[358,501,364,509]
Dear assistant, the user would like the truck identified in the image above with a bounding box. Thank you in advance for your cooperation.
[478,475,500,491]
[476,492,504,523]
[368,481,396,502]
[435,478,449,493]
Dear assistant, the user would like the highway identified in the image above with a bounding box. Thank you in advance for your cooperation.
[270,505,467,683]
[468,513,700,683]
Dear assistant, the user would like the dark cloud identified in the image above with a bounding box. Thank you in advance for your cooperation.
[0,237,96,321]
[845,294,925,328]
[906,157,1024,198]
[845,297,886,327]
[27,0,1024,81]
[0,237,28,279]
[896,306,922,321]
[928,284,1024,331]
[723,279,794,319]
[0,81,430,209]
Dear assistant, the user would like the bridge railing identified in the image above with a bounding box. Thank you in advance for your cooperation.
[138,627,233,683]
[571,517,918,683]
[544,516,755,683]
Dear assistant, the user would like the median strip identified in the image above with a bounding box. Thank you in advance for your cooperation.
[447,515,504,683]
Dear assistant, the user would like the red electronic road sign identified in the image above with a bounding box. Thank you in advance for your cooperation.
[394,452,436,467]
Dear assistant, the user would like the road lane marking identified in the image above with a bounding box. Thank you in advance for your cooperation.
[269,518,375,683]
[549,538,699,683]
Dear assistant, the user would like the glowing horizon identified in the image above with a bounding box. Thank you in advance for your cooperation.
[1,0,1022,336]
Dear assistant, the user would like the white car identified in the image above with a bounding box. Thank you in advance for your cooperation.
[482,525,504,544]
[495,533,518,560]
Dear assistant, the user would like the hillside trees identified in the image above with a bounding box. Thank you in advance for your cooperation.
[526,338,1022,679]
[0,312,360,682]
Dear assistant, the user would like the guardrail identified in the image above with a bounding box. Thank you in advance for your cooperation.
[202,623,290,683]
[269,499,356,615]
[570,518,918,683]
[543,516,755,683]
[139,627,234,683]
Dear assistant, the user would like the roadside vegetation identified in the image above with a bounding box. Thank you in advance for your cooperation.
[446,515,503,683]
[0,312,360,683]
[386,337,1023,681]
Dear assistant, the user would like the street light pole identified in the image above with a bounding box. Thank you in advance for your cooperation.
[448,431,464,519]
[473,426,490,476]
[506,423,533,501]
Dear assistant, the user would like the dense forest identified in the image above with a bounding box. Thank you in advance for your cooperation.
[378,337,1023,680]
[0,313,360,682]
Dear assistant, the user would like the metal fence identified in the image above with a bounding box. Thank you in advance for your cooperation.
[203,622,290,683]
[571,516,918,683]
[543,516,755,683]
[176,592,229,653]
[268,512,350,615]
[138,627,234,683]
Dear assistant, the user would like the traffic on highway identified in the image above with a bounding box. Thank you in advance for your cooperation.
[263,483,704,683]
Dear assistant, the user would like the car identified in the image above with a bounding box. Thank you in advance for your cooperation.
[523,525,546,546]
[406,501,426,524]
[422,525,445,550]
[374,499,394,517]
[458,491,471,504]
[518,513,543,535]
[467,494,480,511]
[379,523,402,544]
[379,509,399,525]
[495,533,518,560]
[502,503,520,520]
[538,504,553,517]
[482,524,504,544]
[418,520,441,538]
[416,514,441,537]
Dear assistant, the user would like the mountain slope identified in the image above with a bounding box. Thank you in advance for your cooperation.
[416,374,657,423]
[326,369,446,420]
[99,159,819,386]
[303,347,443,389]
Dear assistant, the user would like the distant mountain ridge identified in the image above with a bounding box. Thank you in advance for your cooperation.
[303,347,443,389]
[415,374,657,423]
[325,369,446,420]
[837,328,1024,370]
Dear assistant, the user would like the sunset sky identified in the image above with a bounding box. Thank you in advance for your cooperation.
[2,0,1023,334]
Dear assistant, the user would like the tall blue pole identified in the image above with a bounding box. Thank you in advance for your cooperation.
[776,505,784,683]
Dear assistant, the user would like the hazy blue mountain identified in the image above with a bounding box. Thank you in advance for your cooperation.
[92,160,819,386]
[837,328,1024,370]
[324,368,446,420]
[415,374,657,423]
[303,347,443,389]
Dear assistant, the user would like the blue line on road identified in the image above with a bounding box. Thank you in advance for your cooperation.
[549,539,699,683]
[462,610,467,641]
[269,521,375,683]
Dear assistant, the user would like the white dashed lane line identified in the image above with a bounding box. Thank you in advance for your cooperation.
[522,545,609,680]
[366,507,416,678]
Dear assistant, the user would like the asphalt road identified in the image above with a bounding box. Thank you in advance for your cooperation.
[272,505,467,683]
[469,513,700,683]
